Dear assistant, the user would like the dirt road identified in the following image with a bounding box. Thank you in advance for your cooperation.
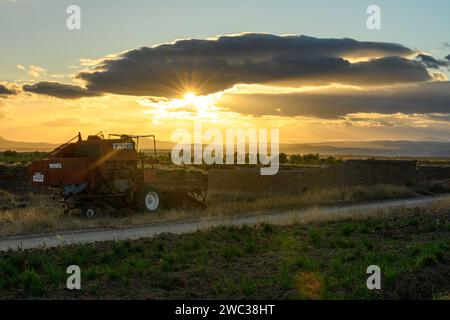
[1,195,448,251]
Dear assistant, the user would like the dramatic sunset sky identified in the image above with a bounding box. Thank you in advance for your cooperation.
[1,0,450,143]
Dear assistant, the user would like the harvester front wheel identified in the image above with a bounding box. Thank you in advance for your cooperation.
[136,185,161,212]
[80,204,98,219]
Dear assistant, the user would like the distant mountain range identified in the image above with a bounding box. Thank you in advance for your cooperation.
[2,136,450,157]
[280,141,450,157]
[0,136,59,151]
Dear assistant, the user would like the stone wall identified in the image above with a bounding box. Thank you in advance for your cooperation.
[333,160,418,187]
[418,165,450,182]
[208,160,420,195]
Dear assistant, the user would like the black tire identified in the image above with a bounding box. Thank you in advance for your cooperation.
[135,185,161,212]
[80,204,98,219]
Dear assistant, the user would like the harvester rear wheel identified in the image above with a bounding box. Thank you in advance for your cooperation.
[136,185,161,212]
[80,204,98,219]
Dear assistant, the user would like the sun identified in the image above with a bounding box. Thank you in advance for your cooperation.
[183,92,198,104]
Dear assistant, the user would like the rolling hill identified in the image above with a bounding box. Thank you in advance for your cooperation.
[0,137,58,151]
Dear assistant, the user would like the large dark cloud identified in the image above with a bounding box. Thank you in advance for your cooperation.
[0,84,15,96]
[23,82,101,99]
[76,33,429,98]
[218,81,450,119]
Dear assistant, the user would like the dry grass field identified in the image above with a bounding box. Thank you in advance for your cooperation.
[0,182,426,237]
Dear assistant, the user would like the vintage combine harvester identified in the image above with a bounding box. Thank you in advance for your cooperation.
[28,132,207,218]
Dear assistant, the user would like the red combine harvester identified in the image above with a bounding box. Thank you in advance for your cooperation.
[28,132,207,218]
